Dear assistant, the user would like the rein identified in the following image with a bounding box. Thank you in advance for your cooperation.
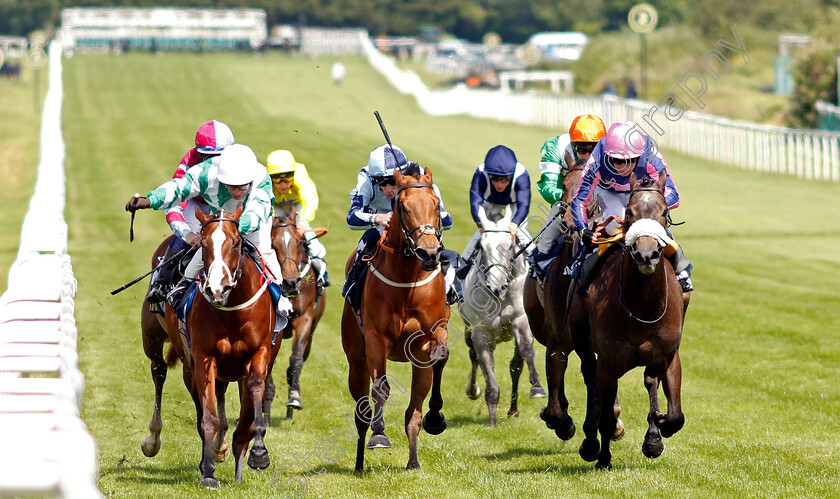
[617,246,669,324]
[272,221,312,280]
[391,183,442,258]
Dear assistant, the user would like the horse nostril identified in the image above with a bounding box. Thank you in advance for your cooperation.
[416,248,430,261]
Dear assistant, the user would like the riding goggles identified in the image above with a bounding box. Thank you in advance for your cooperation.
[374,176,396,187]
[488,174,513,183]
[271,173,295,184]
[573,143,596,155]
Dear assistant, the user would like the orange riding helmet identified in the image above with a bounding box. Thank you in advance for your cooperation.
[569,114,607,143]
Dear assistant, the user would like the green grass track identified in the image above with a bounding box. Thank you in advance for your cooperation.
[57,51,840,497]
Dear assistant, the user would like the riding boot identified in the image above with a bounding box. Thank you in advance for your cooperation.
[341,252,365,298]
[167,276,193,310]
[311,257,331,288]
[147,245,179,303]
[666,240,694,292]
[575,248,600,297]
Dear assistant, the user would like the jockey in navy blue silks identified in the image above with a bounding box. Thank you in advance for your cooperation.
[461,145,532,264]
[342,144,459,307]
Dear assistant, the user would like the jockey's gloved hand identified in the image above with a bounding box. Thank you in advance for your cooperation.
[581,228,596,245]
[125,194,151,212]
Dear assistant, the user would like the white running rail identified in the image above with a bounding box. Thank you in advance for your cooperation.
[0,39,102,498]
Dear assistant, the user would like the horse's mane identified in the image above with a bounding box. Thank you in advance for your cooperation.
[639,176,657,188]
[400,161,423,179]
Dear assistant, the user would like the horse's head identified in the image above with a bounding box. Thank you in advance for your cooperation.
[624,172,669,275]
[271,210,308,297]
[477,205,516,298]
[195,204,244,306]
[560,163,587,243]
[394,164,442,271]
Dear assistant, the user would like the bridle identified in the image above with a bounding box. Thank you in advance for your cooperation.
[557,166,586,238]
[393,183,442,258]
[478,228,527,297]
[200,215,244,285]
[271,221,312,285]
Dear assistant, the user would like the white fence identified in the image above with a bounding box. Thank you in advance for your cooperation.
[360,36,840,182]
[0,40,102,498]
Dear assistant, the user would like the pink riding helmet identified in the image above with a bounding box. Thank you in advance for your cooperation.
[604,121,646,160]
[195,120,234,155]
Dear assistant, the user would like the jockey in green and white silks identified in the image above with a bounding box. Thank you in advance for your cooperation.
[145,144,284,287]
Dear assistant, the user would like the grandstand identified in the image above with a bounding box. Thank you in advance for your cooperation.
[59,7,267,55]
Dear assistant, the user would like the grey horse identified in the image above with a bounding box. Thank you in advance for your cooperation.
[459,205,546,426]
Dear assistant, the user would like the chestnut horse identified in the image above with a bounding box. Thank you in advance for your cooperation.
[341,165,450,471]
[265,212,327,421]
[570,173,689,469]
[139,205,277,488]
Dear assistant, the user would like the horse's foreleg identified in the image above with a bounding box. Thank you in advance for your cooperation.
[263,370,275,425]
[406,364,434,470]
[657,350,684,438]
[513,316,546,399]
[245,349,271,474]
[472,331,499,426]
[367,356,392,450]
[642,366,664,458]
[595,366,619,470]
[424,338,449,434]
[464,331,481,400]
[213,381,230,463]
[541,333,575,440]
[508,343,524,419]
[577,339,599,462]
[140,317,168,458]
[286,317,312,418]
[194,355,220,489]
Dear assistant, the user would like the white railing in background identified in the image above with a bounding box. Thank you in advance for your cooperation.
[360,36,840,182]
[0,40,102,498]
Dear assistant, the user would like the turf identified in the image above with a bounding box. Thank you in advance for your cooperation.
[55,51,840,497]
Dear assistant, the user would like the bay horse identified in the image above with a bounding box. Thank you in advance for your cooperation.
[341,165,450,471]
[522,166,625,443]
[461,204,545,426]
[139,204,278,488]
[266,211,327,421]
[570,172,689,469]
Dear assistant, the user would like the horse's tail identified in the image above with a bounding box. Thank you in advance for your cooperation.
[165,343,180,368]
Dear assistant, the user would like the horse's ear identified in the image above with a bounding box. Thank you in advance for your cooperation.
[290,204,297,223]
[232,203,244,220]
[195,209,210,224]
[272,215,280,229]
[476,205,490,229]
[656,169,667,191]
[422,167,433,184]
[393,169,404,185]
[629,172,638,190]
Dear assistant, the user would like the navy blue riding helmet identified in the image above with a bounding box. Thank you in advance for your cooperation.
[483,145,518,176]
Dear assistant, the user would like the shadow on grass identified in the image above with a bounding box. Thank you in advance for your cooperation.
[104,462,199,486]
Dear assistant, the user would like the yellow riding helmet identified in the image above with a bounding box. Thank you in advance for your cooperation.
[266,150,298,175]
[569,115,607,143]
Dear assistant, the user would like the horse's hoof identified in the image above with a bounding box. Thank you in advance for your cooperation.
[247,446,270,470]
[287,395,302,409]
[595,461,613,471]
[465,384,481,400]
[140,436,161,457]
[579,438,599,462]
[612,419,626,441]
[213,443,229,463]
[507,408,519,418]
[406,461,421,470]
[199,477,219,490]
[554,419,576,441]
[530,386,547,398]
[422,412,447,435]
[367,434,392,449]
[643,434,664,458]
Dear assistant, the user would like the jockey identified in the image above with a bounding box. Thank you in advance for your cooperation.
[529,115,606,281]
[146,120,234,303]
[461,145,532,266]
[125,144,287,308]
[266,149,330,288]
[342,144,457,305]
[571,121,693,292]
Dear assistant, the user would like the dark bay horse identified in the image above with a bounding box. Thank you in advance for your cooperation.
[523,166,625,443]
[341,165,450,471]
[266,212,327,421]
[139,205,277,488]
[570,172,689,469]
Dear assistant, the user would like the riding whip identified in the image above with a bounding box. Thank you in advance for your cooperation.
[110,245,189,295]
[510,205,567,261]
[129,192,139,242]
[374,111,403,167]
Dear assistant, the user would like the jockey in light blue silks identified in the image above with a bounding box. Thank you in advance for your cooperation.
[341,144,460,310]
[570,121,693,293]
[460,145,532,271]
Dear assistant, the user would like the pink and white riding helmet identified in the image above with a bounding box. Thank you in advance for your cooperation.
[195,120,234,155]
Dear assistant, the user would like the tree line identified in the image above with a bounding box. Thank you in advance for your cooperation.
[0,0,832,43]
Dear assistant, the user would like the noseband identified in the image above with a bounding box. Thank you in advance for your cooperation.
[271,221,311,282]
[394,183,442,258]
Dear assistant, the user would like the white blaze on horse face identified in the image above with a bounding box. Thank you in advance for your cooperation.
[282,231,292,248]
[205,223,233,301]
